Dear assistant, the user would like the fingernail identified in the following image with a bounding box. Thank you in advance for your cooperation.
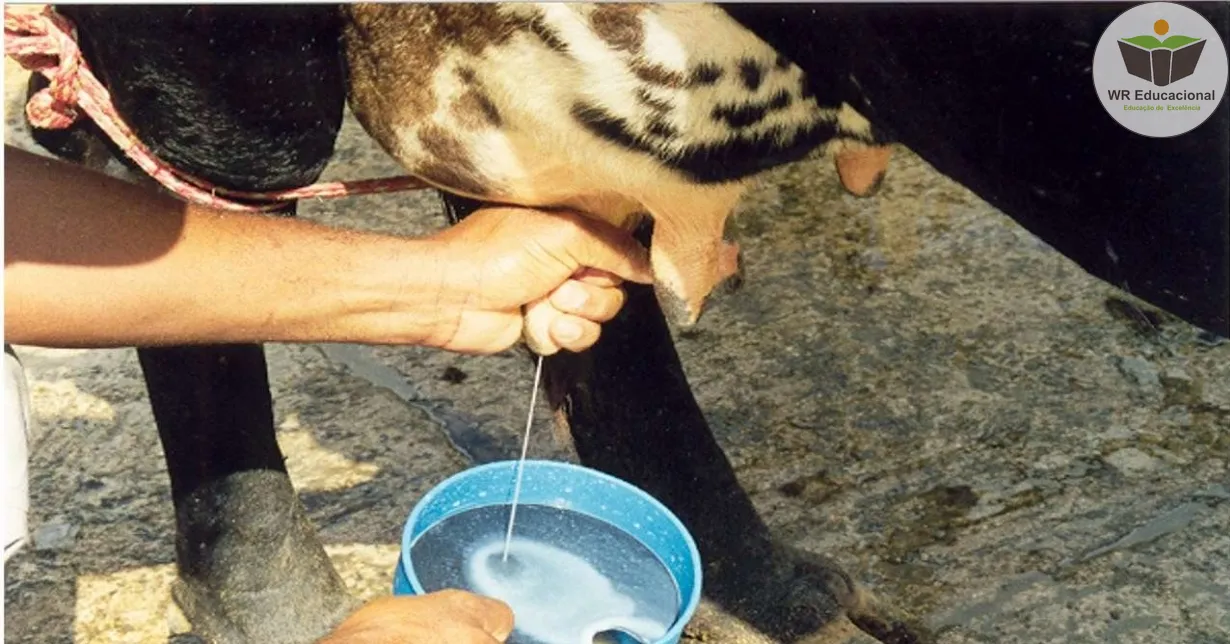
[554,318,583,342]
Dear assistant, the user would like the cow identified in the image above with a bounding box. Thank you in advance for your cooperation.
[16,3,1226,644]
[720,2,1227,339]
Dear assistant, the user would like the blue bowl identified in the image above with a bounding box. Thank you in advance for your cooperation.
[394,459,702,644]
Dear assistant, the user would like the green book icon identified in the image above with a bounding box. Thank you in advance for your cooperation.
[1118,34,1207,86]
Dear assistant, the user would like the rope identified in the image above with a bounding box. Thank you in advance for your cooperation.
[3,6,430,213]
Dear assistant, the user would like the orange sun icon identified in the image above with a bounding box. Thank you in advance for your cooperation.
[1154,19,1169,36]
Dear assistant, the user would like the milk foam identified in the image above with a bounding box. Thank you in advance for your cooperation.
[466,537,670,644]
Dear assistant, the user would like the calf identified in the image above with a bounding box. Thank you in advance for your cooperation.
[342,4,888,329]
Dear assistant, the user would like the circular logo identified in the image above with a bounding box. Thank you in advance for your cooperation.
[1092,2,1228,137]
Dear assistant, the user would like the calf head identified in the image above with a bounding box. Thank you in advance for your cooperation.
[343,3,875,328]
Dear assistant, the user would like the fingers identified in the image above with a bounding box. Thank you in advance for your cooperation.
[444,206,651,285]
[525,309,600,355]
[548,279,625,322]
[522,297,559,355]
[573,267,624,288]
[430,206,647,356]
[559,215,653,285]
[522,299,603,356]
[550,315,601,352]
[524,272,623,355]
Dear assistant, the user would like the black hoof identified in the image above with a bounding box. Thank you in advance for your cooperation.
[171,471,358,644]
[691,543,927,644]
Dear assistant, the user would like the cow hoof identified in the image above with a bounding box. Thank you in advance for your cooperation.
[685,602,882,644]
[697,543,926,644]
[780,545,924,644]
[170,470,359,644]
[834,146,893,198]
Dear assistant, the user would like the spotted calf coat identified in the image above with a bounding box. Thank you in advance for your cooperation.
[343,3,876,324]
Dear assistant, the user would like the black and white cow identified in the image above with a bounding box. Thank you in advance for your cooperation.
[21,3,1226,644]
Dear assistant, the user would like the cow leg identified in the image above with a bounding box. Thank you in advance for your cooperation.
[22,8,355,641]
[27,106,352,644]
[440,194,917,642]
[138,345,356,644]
[547,279,923,644]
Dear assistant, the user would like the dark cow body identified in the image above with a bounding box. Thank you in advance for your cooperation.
[21,3,1227,644]
[35,5,345,191]
[724,2,1230,338]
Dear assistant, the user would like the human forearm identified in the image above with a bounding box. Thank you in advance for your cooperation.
[4,146,450,348]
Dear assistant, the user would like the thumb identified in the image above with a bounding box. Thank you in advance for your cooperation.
[561,216,653,285]
[440,590,515,641]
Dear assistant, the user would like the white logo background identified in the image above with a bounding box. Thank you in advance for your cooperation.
[1092,2,1228,138]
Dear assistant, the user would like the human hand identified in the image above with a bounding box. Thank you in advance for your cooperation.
[3,146,650,352]
[425,206,653,355]
[319,590,514,644]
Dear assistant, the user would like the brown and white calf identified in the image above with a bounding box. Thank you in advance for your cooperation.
[343,3,886,333]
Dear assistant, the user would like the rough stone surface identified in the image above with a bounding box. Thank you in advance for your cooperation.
[31,519,79,552]
[6,53,1229,644]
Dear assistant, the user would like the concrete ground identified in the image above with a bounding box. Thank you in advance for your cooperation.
[5,52,1229,644]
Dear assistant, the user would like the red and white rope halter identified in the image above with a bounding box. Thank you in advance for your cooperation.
[3,6,430,213]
